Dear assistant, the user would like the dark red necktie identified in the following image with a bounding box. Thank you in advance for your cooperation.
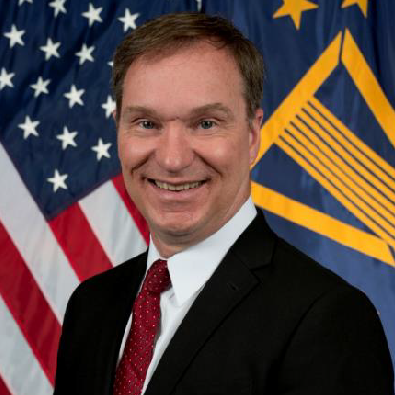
[113,259,170,395]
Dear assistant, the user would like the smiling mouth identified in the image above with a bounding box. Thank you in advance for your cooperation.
[149,179,205,191]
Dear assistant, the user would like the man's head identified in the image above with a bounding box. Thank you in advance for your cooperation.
[113,13,264,257]
[113,12,264,122]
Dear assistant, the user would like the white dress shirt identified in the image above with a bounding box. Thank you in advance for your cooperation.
[118,198,257,394]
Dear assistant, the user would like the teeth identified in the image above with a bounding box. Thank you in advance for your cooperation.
[154,180,203,191]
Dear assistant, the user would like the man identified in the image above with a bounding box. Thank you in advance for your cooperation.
[54,12,393,395]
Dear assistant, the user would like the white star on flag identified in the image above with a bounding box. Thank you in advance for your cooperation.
[91,138,112,161]
[0,68,15,90]
[18,115,39,139]
[82,3,103,26]
[47,169,68,192]
[102,95,116,118]
[76,43,95,65]
[118,9,139,31]
[30,76,50,98]
[3,25,25,48]
[196,0,202,11]
[18,0,33,5]
[40,38,61,60]
[56,126,78,150]
[49,0,67,17]
[64,84,85,108]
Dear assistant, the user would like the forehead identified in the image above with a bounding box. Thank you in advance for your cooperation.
[121,42,246,116]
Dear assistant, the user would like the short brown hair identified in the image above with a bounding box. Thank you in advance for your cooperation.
[112,12,264,121]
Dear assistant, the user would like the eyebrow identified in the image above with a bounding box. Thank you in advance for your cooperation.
[122,103,233,121]
[122,106,158,121]
[188,103,233,119]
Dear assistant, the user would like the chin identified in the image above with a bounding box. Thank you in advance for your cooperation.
[157,220,198,237]
[150,212,204,239]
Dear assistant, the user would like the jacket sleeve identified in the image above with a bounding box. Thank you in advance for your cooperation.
[53,285,81,395]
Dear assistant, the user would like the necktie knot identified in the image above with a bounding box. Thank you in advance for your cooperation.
[143,259,170,293]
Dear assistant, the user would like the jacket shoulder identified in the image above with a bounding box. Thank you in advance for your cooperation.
[69,251,147,306]
[238,209,377,324]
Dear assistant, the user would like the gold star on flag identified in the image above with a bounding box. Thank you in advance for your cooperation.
[342,0,368,18]
[273,0,318,30]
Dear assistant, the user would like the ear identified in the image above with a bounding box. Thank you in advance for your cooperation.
[249,108,263,167]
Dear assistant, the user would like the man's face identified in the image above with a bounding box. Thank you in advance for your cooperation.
[117,42,262,257]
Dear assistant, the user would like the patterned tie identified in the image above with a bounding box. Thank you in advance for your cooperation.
[113,259,171,395]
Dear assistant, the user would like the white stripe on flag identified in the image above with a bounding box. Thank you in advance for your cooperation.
[79,180,147,266]
[0,296,53,395]
[0,144,79,321]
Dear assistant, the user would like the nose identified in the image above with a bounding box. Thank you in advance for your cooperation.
[155,122,193,173]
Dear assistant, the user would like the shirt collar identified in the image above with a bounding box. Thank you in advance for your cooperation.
[147,198,257,306]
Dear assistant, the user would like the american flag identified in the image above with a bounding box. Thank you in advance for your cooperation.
[0,1,202,393]
[1,1,395,394]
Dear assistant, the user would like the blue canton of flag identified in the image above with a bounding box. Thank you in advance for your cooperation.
[0,0,198,218]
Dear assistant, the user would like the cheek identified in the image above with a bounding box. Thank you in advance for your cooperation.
[117,135,151,170]
[197,137,249,174]
[117,138,129,167]
[215,137,249,163]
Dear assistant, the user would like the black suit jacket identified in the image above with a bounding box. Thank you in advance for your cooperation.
[54,210,394,394]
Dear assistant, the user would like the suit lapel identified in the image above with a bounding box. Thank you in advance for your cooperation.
[94,252,147,394]
[145,210,275,395]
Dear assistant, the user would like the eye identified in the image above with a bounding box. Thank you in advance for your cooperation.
[138,120,156,129]
[199,120,216,130]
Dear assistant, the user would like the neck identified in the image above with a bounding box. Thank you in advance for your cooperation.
[149,196,252,258]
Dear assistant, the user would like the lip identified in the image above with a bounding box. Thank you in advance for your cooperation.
[146,177,208,201]
[151,177,205,188]
[148,178,206,185]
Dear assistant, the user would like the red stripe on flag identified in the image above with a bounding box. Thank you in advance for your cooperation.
[0,374,12,395]
[49,202,113,282]
[0,221,61,386]
[112,175,149,244]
